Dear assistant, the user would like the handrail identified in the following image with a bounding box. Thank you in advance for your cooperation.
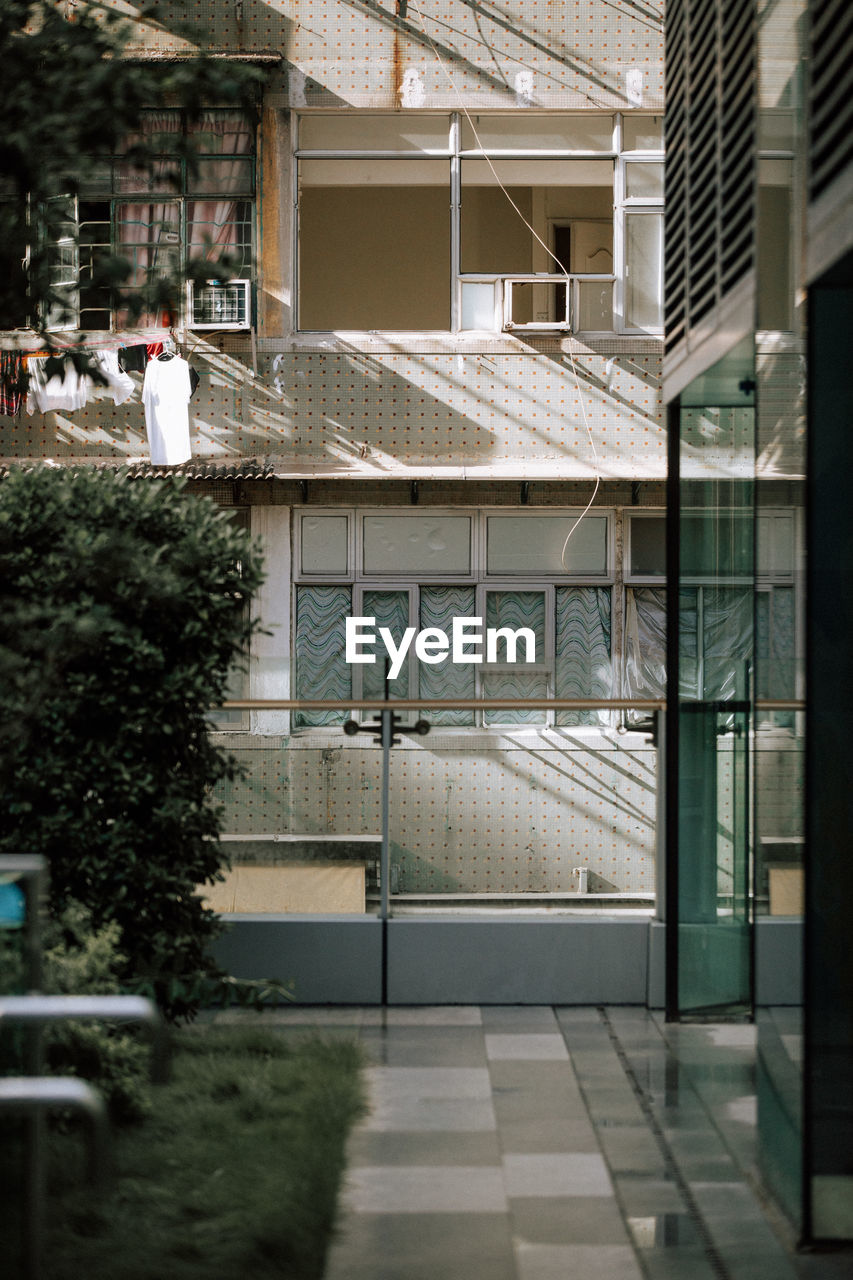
[0,995,167,1083]
[0,1078,108,1187]
[221,698,666,711]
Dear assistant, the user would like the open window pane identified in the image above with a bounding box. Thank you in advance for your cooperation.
[487,515,608,575]
[461,162,612,277]
[625,212,663,330]
[299,160,450,329]
[362,515,471,574]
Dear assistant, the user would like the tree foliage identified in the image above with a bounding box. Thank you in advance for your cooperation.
[0,0,263,333]
[0,467,265,1019]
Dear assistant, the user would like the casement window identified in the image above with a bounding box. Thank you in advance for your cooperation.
[50,110,255,332]
[296,113,663,335]
[292,509,613,729]
[623,510,799,717]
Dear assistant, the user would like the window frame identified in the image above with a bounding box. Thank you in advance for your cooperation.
[51,108,257,333]
[292,506,615,731]
[294,111,664,337]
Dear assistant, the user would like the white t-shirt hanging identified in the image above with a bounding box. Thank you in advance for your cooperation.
[142,354,193,466]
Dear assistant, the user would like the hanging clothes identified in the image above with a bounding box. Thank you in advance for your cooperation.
[26,355,91,415]
[91,349,135,406]
[142,353,193,465]
[118,343,148,374]
[0,352,24,417]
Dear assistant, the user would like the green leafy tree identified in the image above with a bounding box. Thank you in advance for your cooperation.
[0,467,265,1020]
[0,0,262,334]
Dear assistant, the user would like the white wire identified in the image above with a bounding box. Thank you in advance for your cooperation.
[406,0,602,569]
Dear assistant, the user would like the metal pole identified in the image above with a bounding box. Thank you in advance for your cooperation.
[380,708,392,1006]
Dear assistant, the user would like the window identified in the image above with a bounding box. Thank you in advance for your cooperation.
[292,508,614,728]
[622,510,799,714]
[57,110,255,331]
[296,113,664,334]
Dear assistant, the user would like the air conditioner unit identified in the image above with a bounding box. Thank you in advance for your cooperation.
[186,279,252,330]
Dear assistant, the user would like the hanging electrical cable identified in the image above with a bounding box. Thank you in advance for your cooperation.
[406,0,602,568]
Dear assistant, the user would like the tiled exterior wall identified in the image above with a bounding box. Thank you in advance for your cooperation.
[215,735,658,895]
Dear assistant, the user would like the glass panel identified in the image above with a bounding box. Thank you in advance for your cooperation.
[294,585,351,727]
[191,111,254,155]
[675,354,756,1017]
[461,281,496,329]
[677,704,751,1012]
[625,212,663,330]
[299,163,451,329]
[625,162,664,198]
[187,199,253,273]
[487,515,607,574]
[483,591,547,725]
[187,159,254,195]
[555,587,612,726]
[301,515,349,574]
[576,279,613,330]
[300,115,451,152]
[461,115,613,152]
[362,516,471,574]
[681,510,753,577]
[629,515,666,576]
[418,586,476,724]
[363,590,411,699]
[622,115,664,151]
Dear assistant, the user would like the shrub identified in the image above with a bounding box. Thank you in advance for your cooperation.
[0,467,264,1020]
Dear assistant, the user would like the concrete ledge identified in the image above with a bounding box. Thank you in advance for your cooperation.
[212,915,383,1004]
[213,915,650,1004]
[756,916,803,1005]
[387,917,650,1004]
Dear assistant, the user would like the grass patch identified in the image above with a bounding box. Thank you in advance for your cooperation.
[2,1026,365,1280]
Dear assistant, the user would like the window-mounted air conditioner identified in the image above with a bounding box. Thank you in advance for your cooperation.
[186,279,252,330]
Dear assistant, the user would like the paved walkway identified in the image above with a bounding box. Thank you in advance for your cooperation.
[211,1004,851,1280]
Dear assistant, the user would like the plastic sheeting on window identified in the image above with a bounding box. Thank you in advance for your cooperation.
[294,585,352,727]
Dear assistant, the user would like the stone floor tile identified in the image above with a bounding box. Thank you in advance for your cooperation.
[503,1152,614,1198]
[510,1195,632,1245]
[324,1212,517,1280]
[339,1164,507,1213]
[360,1026,488,1067]
[515,1242,644,1280]
[347,1127,502,1167]
[482,1007,561,1030]
[383,1006,483,1025]
[485,1033,569,1061]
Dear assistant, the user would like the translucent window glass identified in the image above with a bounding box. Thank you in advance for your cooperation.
[301,515,349,574]
[294,585,352,727]
[362,516,471,574]
[555,587,612,725]
[299,115,451,152]
[461,281,496,330]
[487,516,607,575]
[756,512,795,578]
[629,516,666,577]
[483,591,547,724]
[362,590,411,699]
[625,162,664,199]
[461,115,614,152]
[625,212,663,330]
[418,586,476,724]
[622,116,664,151]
